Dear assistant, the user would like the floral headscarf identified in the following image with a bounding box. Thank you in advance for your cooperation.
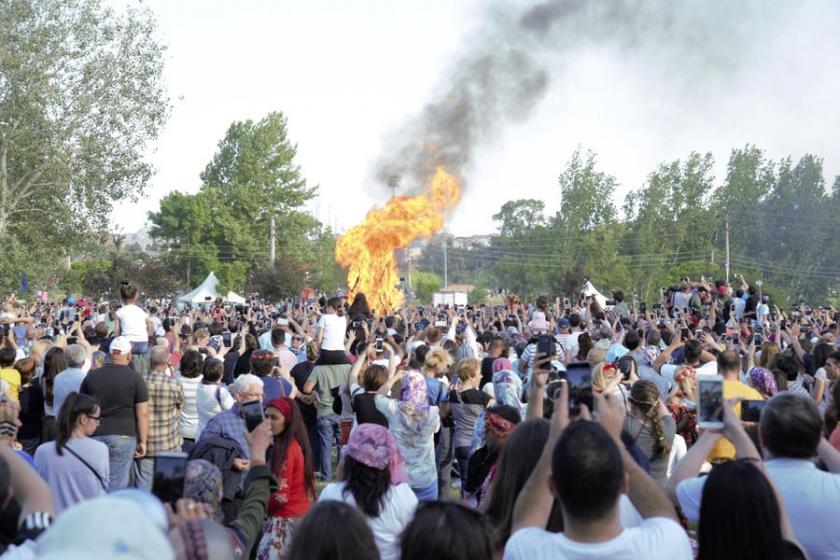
[749,367,778,398]
[398,371,429,431]
[184,460,224,523]
[346,424,408,484]
[470,370,525,453]
[492,358,513,373]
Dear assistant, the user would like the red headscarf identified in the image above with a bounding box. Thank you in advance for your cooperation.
[266,397,293,422]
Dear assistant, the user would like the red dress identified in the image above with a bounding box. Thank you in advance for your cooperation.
[266,438,311,519]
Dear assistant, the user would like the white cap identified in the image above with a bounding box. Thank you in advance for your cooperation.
[109,336,132,355]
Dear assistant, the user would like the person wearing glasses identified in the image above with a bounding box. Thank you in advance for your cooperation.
[34,392,109,513]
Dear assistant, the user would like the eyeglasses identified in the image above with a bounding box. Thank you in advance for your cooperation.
[87,415,102,423]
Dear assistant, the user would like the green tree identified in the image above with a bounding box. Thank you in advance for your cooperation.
[414,271,442,304]
[0,0,169,290]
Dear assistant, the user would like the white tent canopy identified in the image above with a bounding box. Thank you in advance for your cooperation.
[581,280,608,309]
[177,272,221,304]
[226,291,246,305]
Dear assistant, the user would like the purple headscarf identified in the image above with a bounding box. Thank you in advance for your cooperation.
[749,367,778,397]
[492,358,513,373]
[346,424,408,484]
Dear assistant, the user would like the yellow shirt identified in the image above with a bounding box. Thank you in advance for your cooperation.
[707,379,763,461]
[0,367,21,400]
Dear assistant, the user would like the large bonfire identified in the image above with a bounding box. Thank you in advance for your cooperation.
[335,167,461,313]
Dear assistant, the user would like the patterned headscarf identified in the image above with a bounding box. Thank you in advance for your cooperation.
[492,358,513,373]
[346,423,408,484]
[398,371,429,431]
[184,460,224,523]
[749,367,778,398]
[491,370,525,416]
[485,412,516,439]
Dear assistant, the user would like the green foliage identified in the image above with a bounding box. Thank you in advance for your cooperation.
[0,0,169,291]
[414,272,442,304]
[468,287,488,305]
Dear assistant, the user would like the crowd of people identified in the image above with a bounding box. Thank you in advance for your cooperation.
[0,274,839,559]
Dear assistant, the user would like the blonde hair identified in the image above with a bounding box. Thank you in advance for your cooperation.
[453,358,480,381]
[424,347,453,378]
[757,342,780,369]
[586,347,606,366]
[591,362,616,392]
[30,339,54,366]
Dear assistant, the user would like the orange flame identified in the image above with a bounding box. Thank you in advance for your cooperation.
[336,167,461,313]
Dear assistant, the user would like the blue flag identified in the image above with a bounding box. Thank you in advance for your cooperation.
[21,273,28,292]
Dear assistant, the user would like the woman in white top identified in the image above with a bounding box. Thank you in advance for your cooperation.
[196,358,234,436]
[34,392,109,513]
[177,350,203,454]
[315,296,349,365]
[115,280,150,349]
[319,424,417,560]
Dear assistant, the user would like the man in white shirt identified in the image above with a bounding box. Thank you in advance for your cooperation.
[563,313,583,360]
[504,381,691,560]
[671,392,840,560]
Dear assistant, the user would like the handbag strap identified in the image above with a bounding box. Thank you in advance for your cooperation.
[63,443,107,491]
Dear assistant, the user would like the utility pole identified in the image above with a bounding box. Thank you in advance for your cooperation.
[388,176,400,199]
[407,243,412,293]
[724,211,731,285]
[443,233,448,289]
[270,215,276,268]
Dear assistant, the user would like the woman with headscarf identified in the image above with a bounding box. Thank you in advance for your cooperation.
[748,366,779,399]
[319,424,417,560]
[469,364,525,454]
[464,404,521,508]
[373,370,440,502]
[256,397,316,560]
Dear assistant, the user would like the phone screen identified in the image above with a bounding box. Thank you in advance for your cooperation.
[564,362,593,414]
[222,331,232,347]
[681,328,690,340]
[241,400,264,432]
[740,399,766,422]
[152,452,188,505]
[537,334,553,357]
[375,337,384,352]
[697,377,724,427]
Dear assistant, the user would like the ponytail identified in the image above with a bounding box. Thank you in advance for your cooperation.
[630,379,671,458]
[646,404,671,458]
[55,392,99,456]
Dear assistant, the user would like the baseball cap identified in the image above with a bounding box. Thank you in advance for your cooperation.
[557,317,571,329]
[109,336,132,355]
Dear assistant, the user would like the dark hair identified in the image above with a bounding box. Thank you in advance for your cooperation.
[613,291,624,303]
[0,348,15,368]
[250,351,275,377]
[408,345,429,370]
[576,332,593,361]
[760,392,821,458]
[812,342,835,369]
[287,501,380,560]
[623,330,641,351]
[268,399,316,500]
[13,358,36,386]
[271,327,286,347]
[361,365,389,392]
[552,421,623,522]
[698,460,788,560]
[400,502,493,560]
[568,314,581,328]
[770,354,800,383]
[42,347,67,407]
[683,339,702,363]
[179,350,203,379]
[826,380,840,437]
[341,456,391,518]
[348,293,371,320]
[717,350,741,375]
[119,280,139,302]
[55,392,99,456]
[202,358,224,383]
[327,297,344,317]
[484,418,563,548]
[536,295,548,311]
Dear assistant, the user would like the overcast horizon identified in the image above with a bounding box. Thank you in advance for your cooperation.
[109,0,840,237]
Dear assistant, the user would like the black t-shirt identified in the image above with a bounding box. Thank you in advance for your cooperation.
[480,357,496,388]
[223,350,240,385]
[80,364,149,438]
[233,349,253,378]
[18,385,44,440]
[291,362,317,425]
[351,391,388,427]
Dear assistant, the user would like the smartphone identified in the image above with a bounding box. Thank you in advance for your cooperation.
[537,334,553,357]
[67,336,78,345]
[240,399,264,432]
[695,329,704,339]
[352,320,363,328]
[731,332,740,345]
[740,399,767,422]
[222,331,232,348]
[639,302,646,313]
[375,337,384,352]
[618,355,634,381]
[753,332,762,346]
[152,451,188,505]
[564,362,593,414]
[697,375,724,429]
[681,327,690,341]
[434,321,446,328]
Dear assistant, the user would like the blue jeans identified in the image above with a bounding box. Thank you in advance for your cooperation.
[412,480,439,502]
[316,414,341,481]
[94,435,137,491]
[132,456,154,491]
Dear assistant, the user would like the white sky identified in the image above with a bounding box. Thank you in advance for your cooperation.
[110,0,840,237]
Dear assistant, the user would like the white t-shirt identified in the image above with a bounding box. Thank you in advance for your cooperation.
[504,517,692,560]
[196,383,235,435]
[116,304,148,343]
[318,314,347,351]
[676,458,840,560]
[319,481,417,560]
